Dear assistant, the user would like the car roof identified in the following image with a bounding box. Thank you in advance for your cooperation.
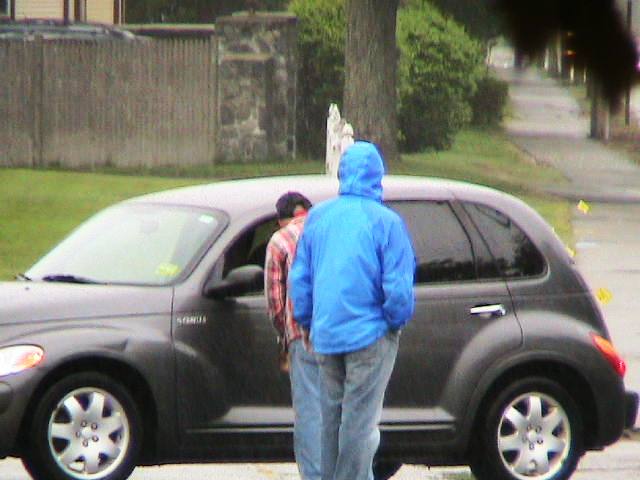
[127,174,565,263]
[128,174,517,218]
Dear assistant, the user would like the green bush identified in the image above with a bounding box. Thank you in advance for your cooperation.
[291,0,485,155]
[471,74,509,127]
[397,0,484,151]
[289,0,346,157]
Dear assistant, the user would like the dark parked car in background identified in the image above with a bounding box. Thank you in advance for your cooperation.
[0,19,138,41]
[0,175,636,480]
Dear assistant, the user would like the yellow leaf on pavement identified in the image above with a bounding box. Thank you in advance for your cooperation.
[596,287,613,305]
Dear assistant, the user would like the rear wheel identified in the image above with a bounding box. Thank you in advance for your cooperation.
[373,460,402,480]
[470,377,583,480]
[22,372,142,480]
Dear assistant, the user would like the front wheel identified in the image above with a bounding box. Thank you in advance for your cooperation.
[470,377,583,480]
[22,372,142,480]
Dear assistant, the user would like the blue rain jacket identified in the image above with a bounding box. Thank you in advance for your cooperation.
[290,141,416,354]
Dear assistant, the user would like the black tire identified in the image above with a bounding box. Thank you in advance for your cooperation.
[22,371,142,480]
[373,460,402,480]
[470,377,583,480]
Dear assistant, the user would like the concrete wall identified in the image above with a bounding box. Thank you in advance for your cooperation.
[0,13,298,168]
[0,38,218,168]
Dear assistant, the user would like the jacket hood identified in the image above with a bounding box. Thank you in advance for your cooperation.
[338,141,385,201]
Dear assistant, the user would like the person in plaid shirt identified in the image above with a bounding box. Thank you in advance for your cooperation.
[264,191,321,480]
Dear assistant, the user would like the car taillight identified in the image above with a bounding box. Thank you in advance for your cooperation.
[591,333,626,377]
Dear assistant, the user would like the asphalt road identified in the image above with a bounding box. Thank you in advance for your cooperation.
[0,459,469,480]
[0,439,638,480]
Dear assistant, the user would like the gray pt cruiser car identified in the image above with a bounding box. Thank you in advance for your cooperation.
[0,175,637,480]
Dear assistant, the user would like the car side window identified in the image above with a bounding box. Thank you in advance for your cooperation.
[463,203,545,278]
[389,201,476,284]
[222,217,279,277]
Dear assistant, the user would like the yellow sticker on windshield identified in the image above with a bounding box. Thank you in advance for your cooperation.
[156,263,180,277]
[577,200,591,214]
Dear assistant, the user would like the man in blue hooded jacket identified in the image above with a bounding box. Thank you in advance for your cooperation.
[289,141,415,480]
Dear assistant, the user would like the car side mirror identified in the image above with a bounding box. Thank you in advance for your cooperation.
[204,265,264,299]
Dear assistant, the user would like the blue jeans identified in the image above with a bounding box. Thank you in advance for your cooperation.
[289,339,323,480]
[316,330,400,480]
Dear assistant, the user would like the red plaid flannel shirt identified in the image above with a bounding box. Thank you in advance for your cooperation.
[264,215,306,347]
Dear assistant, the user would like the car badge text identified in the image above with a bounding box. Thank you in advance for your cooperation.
[176,314,208,326]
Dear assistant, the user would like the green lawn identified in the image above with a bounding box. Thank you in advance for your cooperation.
[0,170,205,281]
[395,129,566,194]
[0,128,571,280]
[394,129,572,243]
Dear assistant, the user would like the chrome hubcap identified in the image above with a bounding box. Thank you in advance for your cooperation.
[497,392,571,479]
[47,387,130,479]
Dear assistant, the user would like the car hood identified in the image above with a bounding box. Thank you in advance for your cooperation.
[0,282,173,325]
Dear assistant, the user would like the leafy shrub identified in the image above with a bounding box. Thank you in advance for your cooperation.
[470,74,509,127]
[397,0,484,151]
[291,0,485,155]
[289,0,346,157]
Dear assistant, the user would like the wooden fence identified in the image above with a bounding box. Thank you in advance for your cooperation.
[0,38,218,169]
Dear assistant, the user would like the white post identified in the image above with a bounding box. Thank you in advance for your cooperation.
[340,122,354,160]
[325,104,354,177]
[326,104,342,177]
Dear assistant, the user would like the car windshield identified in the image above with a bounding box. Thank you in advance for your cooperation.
[26,203,225,286]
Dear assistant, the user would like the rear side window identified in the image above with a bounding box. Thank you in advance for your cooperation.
[463,203,545,278]
[390,201,475,283]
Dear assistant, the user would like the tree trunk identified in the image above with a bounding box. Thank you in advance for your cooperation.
[344,0,400,163]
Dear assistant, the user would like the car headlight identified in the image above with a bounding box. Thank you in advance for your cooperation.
[0,345,45,377]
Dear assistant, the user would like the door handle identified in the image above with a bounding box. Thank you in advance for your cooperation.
[470,304,506,318]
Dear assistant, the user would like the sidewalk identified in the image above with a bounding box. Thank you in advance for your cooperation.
[499,66,640,430]
[501,67,640,203]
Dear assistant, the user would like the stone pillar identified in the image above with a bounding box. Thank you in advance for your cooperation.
[218,53,275,162]
[216,12,297,162]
